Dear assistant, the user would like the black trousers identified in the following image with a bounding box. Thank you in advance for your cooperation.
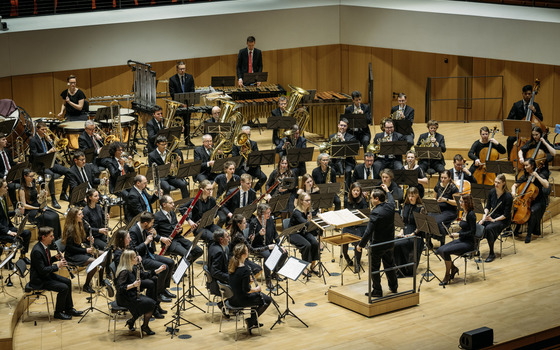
[483,220,506,254]
[373,157,403,178]
[166,236,203,264]
[142,255,175,294]
[46,163,70,195]
[419,159,446,174]
[430,210,457,245]
[43,274,73,313]
[436,239,474,261]
[289,231,319,263]
[161,177,189,198]
[370,246,398,293]
[0,229,31,254]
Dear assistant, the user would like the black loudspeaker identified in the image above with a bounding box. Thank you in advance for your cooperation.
[460,327,493,350]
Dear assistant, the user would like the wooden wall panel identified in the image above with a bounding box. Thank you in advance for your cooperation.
[0,77,12,102]
[316,45,341,92]
[300,46,317,91]
[340,45,349,95]
[433,54,459,122]
[346,45,372,103]
[371,47,392,125]
[150,60,176,93]
[277,48,301,89]
[534,64,554,125]
[503,60,533,117]
[12,73,54,117]
[263,49,279,87]
[485,59,505,123]
[218,54,238,78]
[472,57,486,121]
[52,69,92,116]
[90,65,132,98]
[192,56,221,88]
[553,67,560,130]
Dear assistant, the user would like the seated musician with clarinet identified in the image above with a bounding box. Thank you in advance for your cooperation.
[468,126,506,182]
[373,118,404,177]
[430,170,459,248]
[219,173,256,227]
[148,135,189,199]
[154,195,203,264]
[342,182,368,269]
[518,126,556,176]
[312,153,341,210]
[146,106,165,153]
[106,142,134,194]
[329,118,357,191]
[57,75,88,121]
[275,124,307,177]
[0,179,32,263]
[506,84,544,158]
[271,96,288,146]
[207,229,231,317]
[417,120,446,174]
[289,192,320,278]
[344,91,372,152]
[352,152,375,183]
[265,156,297,214]
[0,133,21,208]
[390,93,415,145]
[184,180,221,243]
[67,151,100,201]
[194,134,219,183]
[232,126,267,193]
[125,175,162,221]
[83,188,109,251]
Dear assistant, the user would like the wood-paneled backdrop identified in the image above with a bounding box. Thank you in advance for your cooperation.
[1,44,560,137]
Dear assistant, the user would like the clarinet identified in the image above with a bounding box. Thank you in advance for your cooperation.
[55,247,75,279]
[248,263,267,305]
[135,261,141,300]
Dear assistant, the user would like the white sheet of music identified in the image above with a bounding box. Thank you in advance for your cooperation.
[265,245,282,271]
[86,251,108,274]
[318,209,362,227]
[278,257,309,281]
[172,257,190,285]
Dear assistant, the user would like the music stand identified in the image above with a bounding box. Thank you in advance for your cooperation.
[267,116,296,130]
[211,157,236,174]
[31,152,55,174]
[83,147,96,163]
[331,141,360,159]
[413,212,444,290]
[268,193,291,214]
[97,145,111,160]
[247,150,276,167]
[340,114,368,130]
[232,203,257,220]
[204,122,232,135]
[146,164,171,182]
[486,160,515,174]
[415,146,442,161]
[211,76,236,88]
[310,192,337,211]
[470,184,493,201]
[174,92,200,107]
[356,179,381,193]
[197,206,218,230]
[394,212,405,229]
[379,141,408,157]
[69,182,88,207]
[502,119,532,177]
[6,161,28,183]
[394,119,413,137]
[243,72,268,85]
[156,126,182,142]
[393,170,419,188]
[176,161,201,179]
[279,177,296,192]
[286,147,314,167]
[78,251,110,323]
[113,172,136,229]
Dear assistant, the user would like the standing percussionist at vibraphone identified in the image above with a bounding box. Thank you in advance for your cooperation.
[79,120,104,168]
[236,35,263,88]
[57,75,88,122]
[312,153,341,211]
[168,61,195,148]
[344,91,372,152]
[146,106,165,153]
[183,180,221,243]
[275,124,307,178]
[148,135,189,199]
[232,126,267,193]
[271,96,288,146]
[105,142,134,194]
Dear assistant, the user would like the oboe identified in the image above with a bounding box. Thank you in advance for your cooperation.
[55,247,75,279]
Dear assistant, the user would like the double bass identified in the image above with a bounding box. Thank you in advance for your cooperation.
[473,126,500,186]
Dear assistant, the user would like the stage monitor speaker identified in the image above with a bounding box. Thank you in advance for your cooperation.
[460,326,493,350]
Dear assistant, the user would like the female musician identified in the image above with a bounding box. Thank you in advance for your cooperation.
[110,229,130,268]
[266,156,296,213]
[436,194,477,285]
[512,159,550,243]
[186,180,221,243]
[83,189,109,251]
[380,168,404,208]
[213,160,240,199]
[61,207,97,294]
[518,126,556,174]
[393,187,425,277]
[430,170,459,248]
[417,120,446,174]
[341,182,368,267]
[229,214,264,278]
[403,151,428,198]
[58,75,87,121]
[311,153,341,210]
[478,174,513,262]
[289,192,320,276]
[295,173,320,209]
[228,243,272,332]
[115,250,164,335]
[467,126,506,174]
[19,168,61,239]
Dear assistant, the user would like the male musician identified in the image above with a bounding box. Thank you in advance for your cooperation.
[467,126,507,175]
[417,120,446,174]
[271,96,288,146]
[168,61,196,147]
[236,36,263,88]
[106,142,134,193]
[30,227,83,320]
[125,175,161,221]
[449,154,476,184]
[29,121,71,208]
[57,75,88,121]
[356,185,398,297]
[0,133,19,207]
[207,229,230,316]
[344,91,372,151]
[232,126,267,193]
[276,124,307,177]
[0,179,31,263]
[129,212,175,303]
[148,135,189,198]
[154,195,203,263]
[194,134,218,183]
[506,84,544,158]
[67,151,100,201]
[78,120,104,167]
[329,118,357,192]
[312,153,341,210]
[218,174,256,227]
[352,152,375,183]
[372,118,404,176]
[390,92,415,145]
[184,180,220,243]
[205,106,221,142]
[146,105,165,152]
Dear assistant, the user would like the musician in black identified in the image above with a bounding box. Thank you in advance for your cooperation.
[403,151,428,198]
[417,120,446,174]
[228,214,263,278]
[213,160,240,199]
[232,126,267,193]
[219,173,256,227]
[449,154,476,185]
[83,188,109,251]
[329,118,357,191]
[184,180,220,243]
[356,185,398,297]
[129,211,175,303]
[275,124,307,177]
[342,182,368,268]
[506,84,544,157]
[236,35,263,88]
[146,106,165,152]
[390,92,415,145]
[289,192,319,277]
[148,135,189,198]
[344,91,372,152]
[29,121,71,208]
[169,61,196,147]
[193,134,218,183]
[57,75,88,121]
[380,168,404,208]
[478,174,513,262]
[430,170,459,248]
[154,195,203,263]
[512,159,550,243]
[0,179,31,263]
[106,142,134,194]
[207,229,230,316]
[518,126,556,173]
[79,120,104,167]
[468,126,506,175]
[265,156,297,214]
[205,106,221,142]
[30,227,83,320]
[125,175,161,221]
[373,118,404,176]
[67,151,100,200]
[271,96,288,146]
[352,152,375,182]
[393,187,424,277]
[0,133,19,208]
[311,153,341,210]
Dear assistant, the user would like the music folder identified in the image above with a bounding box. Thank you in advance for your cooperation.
[211,76,236,88]
[243,72,268,85]
[340,114,368,129]
[267,116,296,130]
[31,152,56,173]
[6,161,29,183]
[247,150,276,167]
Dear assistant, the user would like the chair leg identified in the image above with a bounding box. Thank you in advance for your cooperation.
[463,257,468,285]
[44,294,51,323]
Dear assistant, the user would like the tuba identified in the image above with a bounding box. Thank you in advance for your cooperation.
[279,85,310,138]
[210,99,243,161]
[164,99,184,128]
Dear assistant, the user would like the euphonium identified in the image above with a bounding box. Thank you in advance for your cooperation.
[234,133,252,160]
[164,99,184,128]
[165,136,181,176]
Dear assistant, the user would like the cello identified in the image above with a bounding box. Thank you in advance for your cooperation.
[473,126,500,186]
[524,132,548,170]
[512,173,539,225]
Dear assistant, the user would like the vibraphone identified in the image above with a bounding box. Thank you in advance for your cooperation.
[305,91,352,138]
[217,84,286,101]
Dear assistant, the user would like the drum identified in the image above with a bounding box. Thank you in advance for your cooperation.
[120,108,134,116]
[2,108,35,151]
[99,116,135,143]
[59,121,93,150]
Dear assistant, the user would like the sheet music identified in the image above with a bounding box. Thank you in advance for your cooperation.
[265,245,283,271]
[278,257,309,281]
[318,209,363,227]
[86,251,108,274]
[172,257,190,285]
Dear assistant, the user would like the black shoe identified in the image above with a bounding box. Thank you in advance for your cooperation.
[163,289,176,298]
[54,311,72,320]
[83,284,95,294]
[365,291,383,298]
[156,305,168,314]
[153,310,164,319]
[66,308,83,316]
[221,309,230,319]
[51,198,61,209]
[265,279,274,290]
[344,256,353,267]
[141,325,155,336]
[158,294,172,303]
[125,318,136,331]
[390,288,398,293]
[22,257,31,265]
[525,235,532,243]
[59,193,69,202]
[485,254,495,263]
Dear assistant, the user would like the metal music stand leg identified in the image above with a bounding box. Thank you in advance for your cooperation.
[78,268,109,323]
[418,234,444,292]
[164,273,202,339]
[270,279,308,330]
[315,234,330,285]
[180,263,206,313]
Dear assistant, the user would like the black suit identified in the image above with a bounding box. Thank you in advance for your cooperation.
[146,117,165,152]
[506,100,544,157]
[67,164,100,200]
[372,132,404,176]
[217,188,257,227]
[169,73,195,141]
[193,145,217,183]
[344,103,372,150]
[0,149,19,206]
[270,107,286,146]
[329,132,357,191]
[232,140,267,192]
[153,210,202,263]
[148,149,189,198]
[416,132,446,173]
[236,48,263,81]
[207,242,229,296]
[311,165,341,210]
[29,242,74,313]
[358,192,398,294]
[125,186,158,222]
[352,163,375,182]
[105,157,133,193]
[276,135,307,177]
[28,134,70,196]
[0,196,31,254]
[390,105,415,145]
